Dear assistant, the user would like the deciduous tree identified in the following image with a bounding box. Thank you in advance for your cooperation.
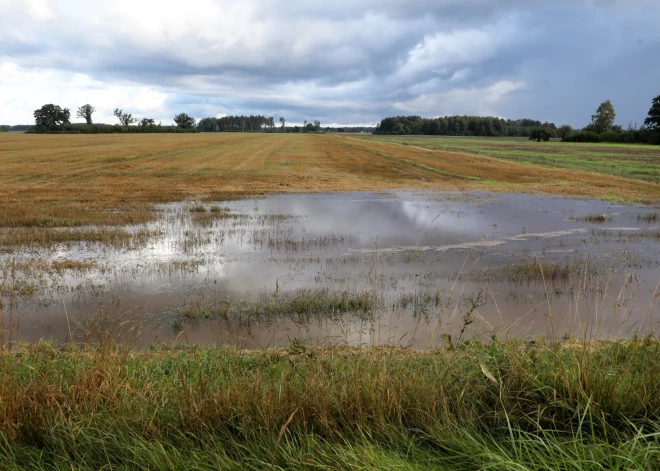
[591,100,616,134]
[558,125,573,142]
[113,108,137,126]
[529,127,550,142]
[76,104,95,124]
[34,104,71,129]
[174,113,196,129]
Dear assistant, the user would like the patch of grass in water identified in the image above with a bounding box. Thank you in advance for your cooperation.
[464,260,576,285]
[191,206,244,226]
[575,213,612,223]
[638,212,659,223]
[50,260,97,271]
[0,227,161,249]
[169,288,375,327]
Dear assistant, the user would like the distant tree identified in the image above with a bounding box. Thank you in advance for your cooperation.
[279,117,285,132]
[557,125,573,142]
[644,95,660,133]
[113,108,137,126]
[303,119,307,131]
[313,120,321,132]
[529,127,550,142]
[139,118,156,127]
[174,113,196,129]
[305,123,314,132]
[0,125,7,132]
[34,104,71,130]
[197,117,219,132]
[591,100,616,134]
[76,104,95,125]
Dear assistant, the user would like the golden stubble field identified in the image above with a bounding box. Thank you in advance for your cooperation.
[1,132,659,228]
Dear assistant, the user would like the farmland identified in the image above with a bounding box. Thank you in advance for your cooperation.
[1,132,659,229]
[358,134,660,182]
[2,132,660,469]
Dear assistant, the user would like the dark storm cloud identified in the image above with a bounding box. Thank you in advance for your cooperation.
[0,0,658,126]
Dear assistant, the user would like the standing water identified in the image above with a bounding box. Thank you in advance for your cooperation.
[2,192,659,347]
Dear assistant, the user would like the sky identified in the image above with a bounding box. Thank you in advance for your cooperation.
[1,0,659,127]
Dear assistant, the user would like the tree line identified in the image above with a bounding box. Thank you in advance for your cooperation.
[374,115,559,138]
[197,116,323,133]
[0,125,32,132]
[373,95,660,145]
[559,97,660,144]
[198,116,275,132]
[25,104,199,133]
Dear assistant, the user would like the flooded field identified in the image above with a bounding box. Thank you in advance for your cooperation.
[2,191,659,347]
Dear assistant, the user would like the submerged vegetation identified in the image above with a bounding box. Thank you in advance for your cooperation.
[574,213,611,223]
[168,288,375,329]
[639,212,659,223]
[0,227,160,249]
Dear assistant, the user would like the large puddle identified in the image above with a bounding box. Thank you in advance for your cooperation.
[2,192,659,347]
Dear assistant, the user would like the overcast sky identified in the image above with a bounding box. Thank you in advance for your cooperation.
[1,0,659,127]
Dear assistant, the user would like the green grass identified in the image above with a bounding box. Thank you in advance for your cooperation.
[1,338,659,469]
[358,135,660,183]
[168,288,375,329]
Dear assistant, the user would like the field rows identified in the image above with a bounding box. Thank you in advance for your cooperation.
[1,133,659,228]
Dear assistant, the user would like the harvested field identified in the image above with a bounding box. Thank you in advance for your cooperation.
[1,132,659,228]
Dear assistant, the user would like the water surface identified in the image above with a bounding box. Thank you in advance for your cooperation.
[2,191,659,347]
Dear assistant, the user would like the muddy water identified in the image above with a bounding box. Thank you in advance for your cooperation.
[2,192,659,347]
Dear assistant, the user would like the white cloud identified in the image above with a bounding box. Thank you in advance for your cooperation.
[23,0,55,21]
[0,61,169,124]
[393,80,526,116]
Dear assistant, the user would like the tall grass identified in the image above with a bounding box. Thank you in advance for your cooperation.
[1,338,659,469]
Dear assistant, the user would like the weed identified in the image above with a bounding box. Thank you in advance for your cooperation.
[638,212,659,223]
[576,213,612,223]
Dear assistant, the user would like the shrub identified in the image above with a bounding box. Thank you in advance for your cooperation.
[26,123,198,134]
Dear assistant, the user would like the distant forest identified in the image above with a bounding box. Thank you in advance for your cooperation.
[374,97,660,144]
[198,116,275,132]
[374,116,558,137]
[1,125,32,131]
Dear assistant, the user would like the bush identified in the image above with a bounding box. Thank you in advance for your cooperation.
[26,123,198,134]
[565,128,655,144]
[600,130,621,142]
[565,130,603,143]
